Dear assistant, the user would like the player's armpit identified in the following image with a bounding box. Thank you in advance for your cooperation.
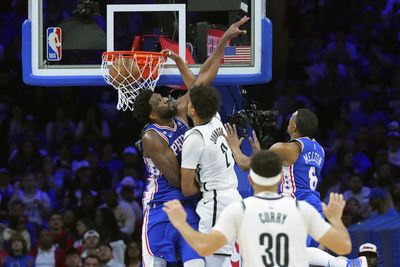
[181,168,200,196]
[269,142,300,166]
[142,130,180,187]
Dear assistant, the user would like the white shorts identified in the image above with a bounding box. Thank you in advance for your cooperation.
[196,188,242,255]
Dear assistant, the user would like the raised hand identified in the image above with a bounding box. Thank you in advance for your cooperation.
[223,16,250,40]
[249,130,261,153]
[161,49,180,61]
[322,193,346,223]
[224,123,244,149]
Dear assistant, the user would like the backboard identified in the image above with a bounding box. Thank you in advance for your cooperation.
[23,0,272,86]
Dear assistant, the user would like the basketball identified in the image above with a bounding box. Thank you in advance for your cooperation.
[109,57,140,87]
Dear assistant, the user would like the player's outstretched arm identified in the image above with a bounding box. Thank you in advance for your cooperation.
[224,123,250,171]
[163,200,228,256]
[142,131,180,187]
[302,193,351,255]
[193,16,250,87]
[268,142,301,166]
[162,49,196,88]
[224,123,260,171]
[318,193,352,255]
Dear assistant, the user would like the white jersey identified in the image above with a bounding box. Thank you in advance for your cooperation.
[213,192,332,267]
[181,114,237,192]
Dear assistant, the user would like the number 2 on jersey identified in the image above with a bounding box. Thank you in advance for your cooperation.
[220,143,231,168]
[309,166,318,190]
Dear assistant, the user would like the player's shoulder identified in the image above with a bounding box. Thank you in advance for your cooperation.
[296,199,318,214]
[184,127,203,138]
[173,116,189,128]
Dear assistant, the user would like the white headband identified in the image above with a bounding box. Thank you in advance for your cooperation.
[249,169,282,186]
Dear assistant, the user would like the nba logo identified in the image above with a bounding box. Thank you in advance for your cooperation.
[47,27,62,61]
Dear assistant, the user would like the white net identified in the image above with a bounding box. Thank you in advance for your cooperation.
[101,51,167,111]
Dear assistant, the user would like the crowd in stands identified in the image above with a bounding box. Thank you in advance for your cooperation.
[272,0,400,227]
[0,0,399,266]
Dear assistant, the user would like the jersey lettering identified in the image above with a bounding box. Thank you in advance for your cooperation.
[258,212,288,224]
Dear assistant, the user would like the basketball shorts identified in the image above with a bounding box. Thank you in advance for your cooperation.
[296,191,324,248]
[142,201,202,264]
[196,188,242,255]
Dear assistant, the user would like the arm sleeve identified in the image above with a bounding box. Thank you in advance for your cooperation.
[298,201,331,241]
[181,130,205,169]
[212,201,243,242]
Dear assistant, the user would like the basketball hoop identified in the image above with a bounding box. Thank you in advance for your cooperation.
[101,51,168,111]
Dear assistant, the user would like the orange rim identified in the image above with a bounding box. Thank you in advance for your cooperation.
[102,51,167,63]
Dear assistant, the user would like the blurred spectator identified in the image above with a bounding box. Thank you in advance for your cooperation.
[75,106,111,147]
[46,107,75,150]
[81,230,100,259]
[342,198,364,226]
[33,228,66,267]
[7,105,23,144]
[8,139,43,176]
[75,193,98,223]
[0,243,6,267]
[97,241,125,267]
[94,208,125,264]
[101,190,136,236]
[4,233,34,267]
[321,167,344,203]
[84,147,111,191]
[65,247,82,267]
[372,163,397,189]
[62,209,76,233]
[48,212,74,249]
[120,147,140,179]
[37,156,59,208]
[0,168,13,219]
[124,240,141,267]
[368,187,398,219]
[324,31,359,63]
[273,80,312,122]
[65,160,98,209]
[10,172,52,227]
[343,173,371,218]
[391,182,400,212]
[117,177,143,224]
[358,243,378,267]
[83,254,101,267]
[73,219,91,250]
[387,131,400,167]
[2,202,31,250]
[101,142,123,185]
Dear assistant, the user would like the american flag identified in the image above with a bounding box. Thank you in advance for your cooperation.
[223,46,251,64]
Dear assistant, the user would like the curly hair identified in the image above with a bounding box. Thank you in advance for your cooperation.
[133,89,153,124]
[295,108,319,137]
[189,86,221,121]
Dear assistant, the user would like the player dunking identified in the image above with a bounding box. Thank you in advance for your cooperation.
[163,150,352,267]
[224,109,367,267]
[133,17,249,267]
[181,86,242,267]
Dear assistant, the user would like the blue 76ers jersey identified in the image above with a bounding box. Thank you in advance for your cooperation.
[142,116,190,207]
[281,137,325,200]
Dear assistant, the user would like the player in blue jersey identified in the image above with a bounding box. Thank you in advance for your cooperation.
[224,108,368,267]
[132,17,249,267]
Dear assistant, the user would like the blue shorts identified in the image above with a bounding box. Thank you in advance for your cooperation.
[296,192,324,248]
[142,201,202,263]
